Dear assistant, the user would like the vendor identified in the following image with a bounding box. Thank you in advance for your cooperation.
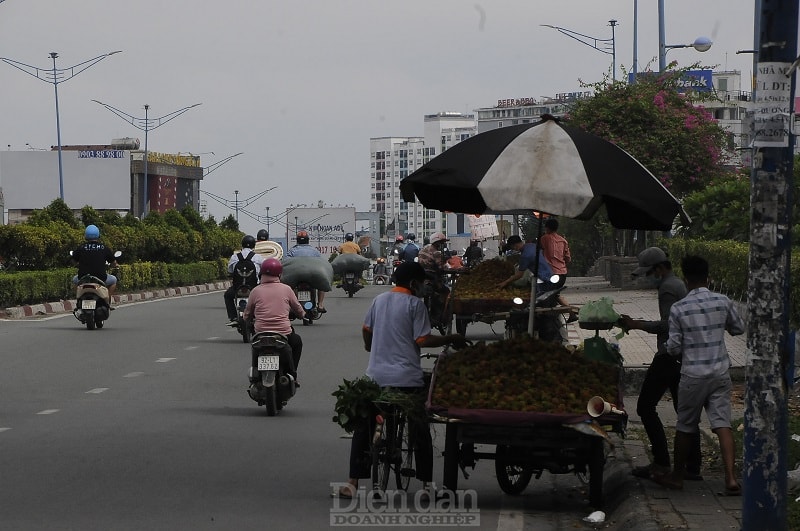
[496,235,554,289]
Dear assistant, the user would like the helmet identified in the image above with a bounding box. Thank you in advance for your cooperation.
[242,235,256,249]
[260,257,283,277]
[345,233,354,241]
[84,225,100,240]
[296,230,309,244]
[377,257,386,264]
[256,229,269,241]
[430,232,449,245]
[405,233,416,241]
[395,235,404,243]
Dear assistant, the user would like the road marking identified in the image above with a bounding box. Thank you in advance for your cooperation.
[0,428,11,433]
[37,409,59,415]
[86,388,109,394]
[184,346,199,351]
[156,358,176,363]
[206,337,220,340]
[123,372,144,378]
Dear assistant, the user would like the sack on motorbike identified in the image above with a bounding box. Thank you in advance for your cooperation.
[331,253,370,275]
[280,256,334,291]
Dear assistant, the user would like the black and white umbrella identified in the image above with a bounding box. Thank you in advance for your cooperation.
[400,114,688,231]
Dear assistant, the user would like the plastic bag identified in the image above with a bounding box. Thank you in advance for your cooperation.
[578,297,620,323]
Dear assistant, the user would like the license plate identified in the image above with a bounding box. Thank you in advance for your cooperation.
[82,300,96,310]
[297,290,311,301]
[257,355,280,371]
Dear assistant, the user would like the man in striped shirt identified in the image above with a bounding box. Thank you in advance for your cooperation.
[656,255,745,494]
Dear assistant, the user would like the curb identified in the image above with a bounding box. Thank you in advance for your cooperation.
[3,281,229,319]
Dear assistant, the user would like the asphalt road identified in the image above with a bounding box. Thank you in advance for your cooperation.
[0,285,625,530]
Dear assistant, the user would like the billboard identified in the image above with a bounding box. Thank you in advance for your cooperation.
[0,150,130,211]
[285,207,357,257]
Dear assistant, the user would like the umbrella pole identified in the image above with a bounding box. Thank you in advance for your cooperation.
[526,220,545,336]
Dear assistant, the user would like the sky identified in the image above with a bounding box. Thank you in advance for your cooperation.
[0,0,757,236]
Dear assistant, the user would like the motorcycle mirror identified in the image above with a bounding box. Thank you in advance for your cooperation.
[303,302,314,310]
[114,251,122,258]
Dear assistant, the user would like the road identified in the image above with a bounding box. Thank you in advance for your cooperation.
[0,285,626,530]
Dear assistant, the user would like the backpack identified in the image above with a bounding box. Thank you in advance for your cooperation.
[402,242,420,263]
[232,251,258,289]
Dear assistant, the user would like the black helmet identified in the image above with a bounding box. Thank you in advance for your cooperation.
[256,229,269,241]
[242,235,256,249]
[406,233,416,241]
[345,233,354,241]
[296,230,310,244]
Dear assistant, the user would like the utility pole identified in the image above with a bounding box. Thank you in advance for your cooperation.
[743,1,797,529]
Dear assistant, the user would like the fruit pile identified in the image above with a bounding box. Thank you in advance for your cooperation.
[431,337,620,414]
[455,258,530,300]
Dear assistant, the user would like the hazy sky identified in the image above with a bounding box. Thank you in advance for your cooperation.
[0,1,756,236]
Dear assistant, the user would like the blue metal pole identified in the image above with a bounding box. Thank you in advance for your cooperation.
[143,104,149,217]
[657,0,666,71]
[50,52,64,201]
[743,1,798,528]
[632,0,638,81]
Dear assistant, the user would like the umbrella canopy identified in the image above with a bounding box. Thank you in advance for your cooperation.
[400,115,689,231]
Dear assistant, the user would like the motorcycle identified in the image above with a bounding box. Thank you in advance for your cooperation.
[235,287,254,343]
[72,250,122,330]
[293,281,322,325]
[341,270,363,297]
[247,331,297,416]
[505,276,567,343]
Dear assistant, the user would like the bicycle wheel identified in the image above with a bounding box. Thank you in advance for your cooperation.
[396,412,414,490]
[371,415,392,492]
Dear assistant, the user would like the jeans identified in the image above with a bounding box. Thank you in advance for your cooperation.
[224,286,237,320]
[637,354,702,473]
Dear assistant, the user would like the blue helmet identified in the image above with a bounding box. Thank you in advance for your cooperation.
[84,225,100,240]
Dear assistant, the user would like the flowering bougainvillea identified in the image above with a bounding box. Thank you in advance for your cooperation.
[565,68,734,197]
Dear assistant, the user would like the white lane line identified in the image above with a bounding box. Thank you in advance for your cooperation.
[86,388,109,394]
[184,346,199,351]
[37,409,60,415]
[206,337,220,340]
[156,358,176,363]
[123,372,144,378]
[0,427,12,433]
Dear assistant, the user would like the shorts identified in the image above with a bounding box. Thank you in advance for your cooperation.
[675,373,732,433]
[72,274,116,286]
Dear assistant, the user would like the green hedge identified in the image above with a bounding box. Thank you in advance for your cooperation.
[0,259,228,308]
[660,238,800,327]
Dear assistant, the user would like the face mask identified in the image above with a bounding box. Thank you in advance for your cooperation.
[646,273,663,288]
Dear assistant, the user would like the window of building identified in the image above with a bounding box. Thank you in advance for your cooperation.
[718,78,728,91]
[498,121,504,128]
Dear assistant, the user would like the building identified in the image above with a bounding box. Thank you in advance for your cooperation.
[0,140,205,224]
[475,93,586,133]
[370,112,476,245]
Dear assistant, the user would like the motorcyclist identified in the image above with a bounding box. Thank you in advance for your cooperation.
[399,233,420,263]
[338,233,361,255]
[285,230,327,312]
[463,239,484,267]
[243,258,304,383]
[373,257,389,276]
[71,224,119,299]
[417,232,451,326]
[224,235,265,326]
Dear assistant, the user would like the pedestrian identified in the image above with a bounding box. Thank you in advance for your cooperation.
[618,247,702,480]
[655,255,745,493]
[495,235,554,289]
[539,218,577,322]
[335,262,467,499]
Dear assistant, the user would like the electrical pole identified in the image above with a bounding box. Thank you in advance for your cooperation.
[743,1,798,529]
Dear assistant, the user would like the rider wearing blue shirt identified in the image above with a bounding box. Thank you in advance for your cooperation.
[496,235,554,290]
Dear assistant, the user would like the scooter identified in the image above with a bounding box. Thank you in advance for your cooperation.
[72,250,122,330]
[341,270,363,297]
[235,287,254,343]
[292,281,322,325]
[247,331,297,416]
[505,276,568,343]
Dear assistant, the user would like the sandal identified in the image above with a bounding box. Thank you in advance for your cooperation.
[719,483,742,496]
[332,484,356,499]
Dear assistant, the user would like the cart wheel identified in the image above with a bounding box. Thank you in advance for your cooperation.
[588,437,605,507]
[494,445,533,495]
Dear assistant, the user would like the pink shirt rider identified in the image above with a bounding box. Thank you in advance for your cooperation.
[243,276,304,336]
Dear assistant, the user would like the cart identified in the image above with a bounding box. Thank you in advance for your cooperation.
[427,329,626,508]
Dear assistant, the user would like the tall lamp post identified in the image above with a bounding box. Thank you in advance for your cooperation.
[92,100,201,217]
[541,21,618,81]
[657,0,712,71]
[0,50,121,200]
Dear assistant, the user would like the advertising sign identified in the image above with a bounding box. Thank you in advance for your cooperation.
[285,207,357,256]
[467,214,499,239]
[753,62,792,147]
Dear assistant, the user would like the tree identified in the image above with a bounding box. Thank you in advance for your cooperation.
[566,68,734,198]
[27,198,81,228]
[219,214,239,232]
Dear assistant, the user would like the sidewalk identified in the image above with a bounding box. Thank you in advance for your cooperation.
[564,277,745,530]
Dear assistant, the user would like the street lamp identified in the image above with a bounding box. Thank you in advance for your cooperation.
[657,0,712,71]
[0,50,121,201]
[92,100,201,217]
[541,20,618,81]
